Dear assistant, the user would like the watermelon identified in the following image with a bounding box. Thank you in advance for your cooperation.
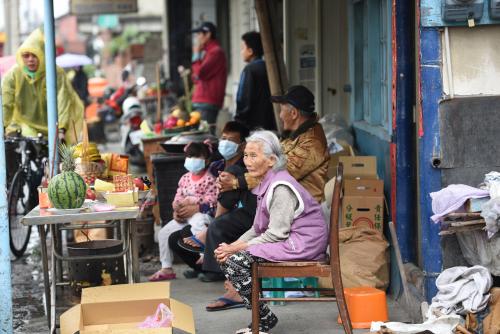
[48,171,87,209]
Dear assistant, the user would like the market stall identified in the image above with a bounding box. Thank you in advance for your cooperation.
[18,122,155,333]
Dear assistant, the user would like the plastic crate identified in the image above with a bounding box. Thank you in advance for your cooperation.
[261,277,319,305]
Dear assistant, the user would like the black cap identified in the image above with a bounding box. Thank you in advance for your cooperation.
[271,85,315,114]
[191,22,217,35]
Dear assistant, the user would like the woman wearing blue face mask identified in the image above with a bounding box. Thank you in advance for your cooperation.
[149,142,218,281]
[218,139,240,160]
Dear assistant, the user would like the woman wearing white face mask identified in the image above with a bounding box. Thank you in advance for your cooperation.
[218,138,240,160]
[149,142,218,281]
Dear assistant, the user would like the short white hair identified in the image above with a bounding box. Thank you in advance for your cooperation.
[246,130,287,171]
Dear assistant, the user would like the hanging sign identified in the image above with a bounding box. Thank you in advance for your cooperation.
[71,0,138,15]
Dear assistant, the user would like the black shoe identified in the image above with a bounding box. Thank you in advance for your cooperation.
[183,269,201,279]
[199,272,226,282]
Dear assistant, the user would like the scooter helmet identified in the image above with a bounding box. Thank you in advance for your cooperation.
[122,97,142,114]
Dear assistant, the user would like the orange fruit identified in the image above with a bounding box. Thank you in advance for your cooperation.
[177,119,186,127]
[190,111,201,121]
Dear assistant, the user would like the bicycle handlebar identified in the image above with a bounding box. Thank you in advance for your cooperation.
[4,135,49,146]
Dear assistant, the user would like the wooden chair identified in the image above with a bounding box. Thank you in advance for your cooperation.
[251,163,353,334]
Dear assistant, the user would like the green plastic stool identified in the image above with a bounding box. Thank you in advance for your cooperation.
[261,277,319,305]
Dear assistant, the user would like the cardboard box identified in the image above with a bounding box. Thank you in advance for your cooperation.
[60,282,195,334]
[342,179,384,232]
[339,156,378,180]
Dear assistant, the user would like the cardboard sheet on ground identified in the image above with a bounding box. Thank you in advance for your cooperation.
[60,282,195,334]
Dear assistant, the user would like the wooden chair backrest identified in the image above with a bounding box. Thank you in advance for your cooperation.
[328,163,343,267]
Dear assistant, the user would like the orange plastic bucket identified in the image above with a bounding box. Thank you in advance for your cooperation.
[337,286,389,329]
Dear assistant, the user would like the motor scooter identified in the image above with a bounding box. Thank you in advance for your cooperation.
[120,95,146,166]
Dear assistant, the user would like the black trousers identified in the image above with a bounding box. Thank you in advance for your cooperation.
[168,229,203,272]
[169,208,255,273]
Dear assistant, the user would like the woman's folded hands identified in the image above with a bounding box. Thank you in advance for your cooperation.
[215,241,247,264]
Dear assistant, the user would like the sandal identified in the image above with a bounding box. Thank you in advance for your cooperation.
[235,328,269,334]
[177,236,205,253]
[183,269,202,279]
[148,270,176,282]
[206,297,245,312]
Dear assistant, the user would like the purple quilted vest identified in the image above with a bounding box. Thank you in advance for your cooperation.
[246,169,328,262]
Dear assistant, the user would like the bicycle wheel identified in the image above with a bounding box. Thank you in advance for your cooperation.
[8,170,33,258]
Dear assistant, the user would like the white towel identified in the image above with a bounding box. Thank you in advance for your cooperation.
[429,265,492,317]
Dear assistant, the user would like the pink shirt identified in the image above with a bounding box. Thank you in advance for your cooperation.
[173,170,218,209]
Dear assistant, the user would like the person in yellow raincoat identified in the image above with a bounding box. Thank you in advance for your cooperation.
[2,28,83,144]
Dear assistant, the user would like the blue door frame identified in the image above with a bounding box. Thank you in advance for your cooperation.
[393,0,417,265]
[417,25,443,301]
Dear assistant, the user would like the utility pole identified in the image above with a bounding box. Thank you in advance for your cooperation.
[255,0,287,133]
[161,0,170,79]
[0,90,13,334]
[4,0,20,55]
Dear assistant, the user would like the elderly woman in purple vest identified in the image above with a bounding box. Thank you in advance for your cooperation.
[215,130,328,334]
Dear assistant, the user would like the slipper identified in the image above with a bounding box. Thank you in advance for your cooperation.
[183,269,201,279]
[235,328,269,334]
[177,236,205,253]
[199,272,226,282]
[206,297,245,312]
[148,270,176,282]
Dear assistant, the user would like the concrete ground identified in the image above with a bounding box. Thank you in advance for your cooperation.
[11,137,411,333]
[155,264,411,334]
[12,230,411,333]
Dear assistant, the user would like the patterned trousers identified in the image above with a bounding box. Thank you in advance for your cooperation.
[220,251,278,331]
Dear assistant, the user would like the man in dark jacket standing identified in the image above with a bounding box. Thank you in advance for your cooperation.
[191,22,228,134]
[234,31,276,131]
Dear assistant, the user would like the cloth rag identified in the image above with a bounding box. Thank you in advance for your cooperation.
[484,172,500,189]
[428,266,492,317]
[371,314,462,334]
[430,185,489,223]
[481,197,500,238]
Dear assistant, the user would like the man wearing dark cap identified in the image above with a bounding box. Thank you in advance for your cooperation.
[219,84,329,203]
[207,85,329,312]
[191,22,228,134]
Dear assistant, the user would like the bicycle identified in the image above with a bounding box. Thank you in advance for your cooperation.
[6,134,48,258]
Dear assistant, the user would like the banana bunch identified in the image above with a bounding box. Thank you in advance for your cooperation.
[73,142,102,162]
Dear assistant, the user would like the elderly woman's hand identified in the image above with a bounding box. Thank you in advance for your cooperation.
[217,172,236,193]
[215,242,247,264]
